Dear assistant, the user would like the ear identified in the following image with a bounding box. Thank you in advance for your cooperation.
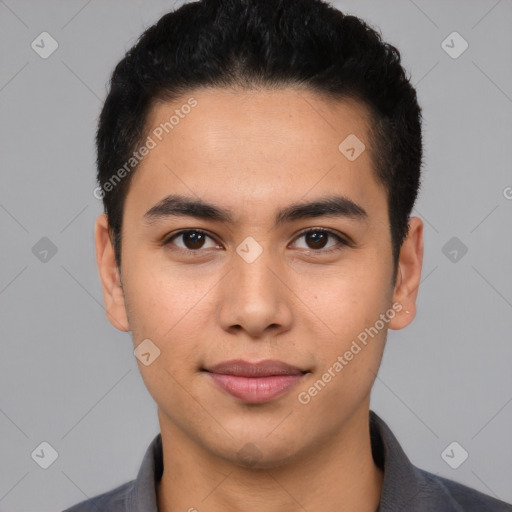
[388,217,424,330]
[95,213,130,332]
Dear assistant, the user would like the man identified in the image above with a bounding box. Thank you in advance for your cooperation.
[64,0,512,510]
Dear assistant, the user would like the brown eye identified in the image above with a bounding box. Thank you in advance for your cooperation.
[182,231,206,249]
[292,229,347,252]
[166,230,218,251]
[305,231,329,249]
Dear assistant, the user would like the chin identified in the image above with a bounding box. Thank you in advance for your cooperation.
[212,435,305,471]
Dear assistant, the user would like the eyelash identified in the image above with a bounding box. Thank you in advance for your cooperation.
[163,228,350,255]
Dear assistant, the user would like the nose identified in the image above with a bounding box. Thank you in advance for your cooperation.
[216,246,294,339]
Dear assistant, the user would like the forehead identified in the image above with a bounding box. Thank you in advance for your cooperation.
[144,87,373,155]
[125,87,386,223]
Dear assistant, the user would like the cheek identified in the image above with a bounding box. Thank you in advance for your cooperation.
[126,269,208,409]
[121,288,197,409]
[123,254,206,335]
[294,261,391,402]
[299,260,392,340]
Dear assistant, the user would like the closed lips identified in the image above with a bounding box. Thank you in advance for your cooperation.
[203,359,307,377]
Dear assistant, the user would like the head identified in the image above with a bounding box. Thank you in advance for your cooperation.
[96,0,422,274]
[95,0,423,468]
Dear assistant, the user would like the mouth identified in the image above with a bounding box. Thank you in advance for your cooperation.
[202,359,309,403]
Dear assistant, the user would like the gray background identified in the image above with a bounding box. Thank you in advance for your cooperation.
[1,0,511,510]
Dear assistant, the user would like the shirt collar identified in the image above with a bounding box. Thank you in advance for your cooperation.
[124,410,460,511]
[370,410,428,510]
[127,429,162,511]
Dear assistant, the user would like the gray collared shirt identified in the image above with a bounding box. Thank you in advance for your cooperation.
[63,411,512,511]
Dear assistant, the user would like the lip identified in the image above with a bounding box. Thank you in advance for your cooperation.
[203,359,308,403]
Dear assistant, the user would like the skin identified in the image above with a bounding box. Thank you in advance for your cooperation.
[95,87,423,512]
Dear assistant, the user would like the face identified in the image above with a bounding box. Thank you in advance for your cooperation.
[96,87,423,468]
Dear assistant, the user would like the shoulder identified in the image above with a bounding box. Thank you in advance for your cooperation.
[415,467,512,511]
[62,432,162,512]
[369,411,511,511]
[62,480,134,512]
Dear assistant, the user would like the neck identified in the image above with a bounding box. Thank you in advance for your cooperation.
[156,403,383,512]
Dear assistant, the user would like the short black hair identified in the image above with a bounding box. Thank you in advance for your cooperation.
[96,0,422,278]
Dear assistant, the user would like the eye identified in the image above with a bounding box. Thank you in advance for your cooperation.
[291,228,348,252]
[163,228,350,254]
[164,230,220,252]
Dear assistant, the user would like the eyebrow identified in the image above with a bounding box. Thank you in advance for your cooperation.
[143,194,368,226]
